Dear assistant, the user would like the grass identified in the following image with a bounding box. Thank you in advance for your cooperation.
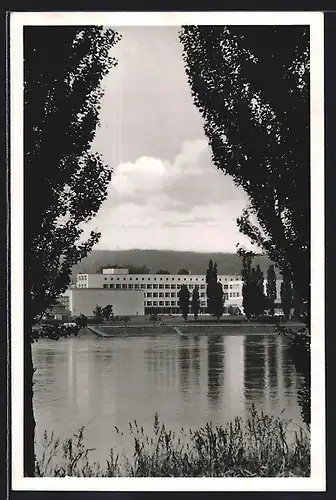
[35,406,310,477]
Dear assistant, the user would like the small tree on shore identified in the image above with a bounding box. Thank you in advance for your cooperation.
[102,304,113,321]
[239,249,267,319]
[93,305,103,322]
[266,265,277,316]
[191,286,200,320]
[178,284,190,322]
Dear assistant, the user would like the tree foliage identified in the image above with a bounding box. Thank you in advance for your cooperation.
[24,25,121,476]
[191,286,200,320]
[206,260,224,320]
[266,265,277,316]
[178,284,190,321]
[156,269,171,274]
[239,249,268,320]
[25,26,121,326]
[102,304,113,321]
[179,25,310,314]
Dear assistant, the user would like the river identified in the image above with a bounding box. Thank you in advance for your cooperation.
[32,330,305,466]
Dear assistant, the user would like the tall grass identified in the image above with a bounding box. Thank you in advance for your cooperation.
[35,407,310,477]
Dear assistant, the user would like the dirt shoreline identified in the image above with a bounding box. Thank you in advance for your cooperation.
[86,322,304,337]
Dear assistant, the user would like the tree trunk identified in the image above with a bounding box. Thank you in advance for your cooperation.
[24,332,36,476]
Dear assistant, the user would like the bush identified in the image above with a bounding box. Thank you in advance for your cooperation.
[35,407,310,477]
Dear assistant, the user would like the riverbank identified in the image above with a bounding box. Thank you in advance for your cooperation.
[86,322,304,337]
[35,408,310,477]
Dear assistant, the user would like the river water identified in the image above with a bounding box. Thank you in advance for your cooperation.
[32,331,305,465]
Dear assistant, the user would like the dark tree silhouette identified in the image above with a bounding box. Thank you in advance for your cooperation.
[191,286,200,320]
[266,265,277,316]
[178,284,190,321]
[239,249,267,319]
[24,25,120,476]
[206,260,224,320]
[102,304,113,321]
[156,269,171,274]
[179,26,310,316]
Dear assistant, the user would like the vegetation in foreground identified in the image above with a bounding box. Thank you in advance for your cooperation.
[35,407,310,478]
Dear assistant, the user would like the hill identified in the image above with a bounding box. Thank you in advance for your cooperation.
[71,249,280,278]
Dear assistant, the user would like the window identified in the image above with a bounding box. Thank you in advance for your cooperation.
[153,292,158,298]
[160,277,163,281]
[165,292,170,297]
[159,284,164,289]
[147,292,152,298]
[224,284,228,290]
[188,285,193,290]
[230,284,233,289]
[142,277,145,281]
[201,293,205,297]
[123,278,126,281]
[166,277,169,281]
[116,284,121,289]
[122,284,127,289]
[178,277,180,281]
[154,277,157,281]
[110,284,115,289]
[190,278,192,281]
[103,284,108,289]
[147,284,152,289]
[196,278,198,281]
[129,277,132,281]
[128,284,134,290]
[201,284,205,289]
[135,284,140,290]
[165,301,170,306]
[171,284,176,289]
[165,284,170,289]
[153,284,158,289]
[104,277,107,281]
[117,277,120,281]
[141,284,146,289]
[153,301,158,306]
[159,292,164,297]
[229,292,232,297]
[224,293,228,300]
[201,301,206,306]
[159,301,164,306]
[171,301,176,306]
[110,277,114,280]
[147,301,152,306]
[171,293,176,298]
[184,278,186,281]
[177,284,182,289]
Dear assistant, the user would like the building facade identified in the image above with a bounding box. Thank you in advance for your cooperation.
[73,268,283,316]
[64,288,145,317]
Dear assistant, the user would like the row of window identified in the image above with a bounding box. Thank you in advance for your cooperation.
[100,284,240,298]
[100,275,238,282]
[145,301,207,307]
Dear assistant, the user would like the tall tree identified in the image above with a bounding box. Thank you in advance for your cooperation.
[102,304,113,321]
[179,26,310,317]
[239,249,267,319]
[24,26,120,476]
[281,273,293,320]
[178,284,190,321]
[206,260,224,319]
[266,264,277,316]
[191,286,200,320]
[213,281,224,320]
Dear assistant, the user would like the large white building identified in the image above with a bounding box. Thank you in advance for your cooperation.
[70,267,282,316]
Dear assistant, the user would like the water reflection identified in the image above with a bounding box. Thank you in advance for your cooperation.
[32,333,305,464]
[207,335,224,407]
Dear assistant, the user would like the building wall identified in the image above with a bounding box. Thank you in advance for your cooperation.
[74,271,283,315]
[64,289,145,317]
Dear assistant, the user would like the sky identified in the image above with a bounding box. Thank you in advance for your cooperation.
[87,26,252,253]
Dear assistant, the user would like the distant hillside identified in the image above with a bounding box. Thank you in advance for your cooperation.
[71,249,280,278]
